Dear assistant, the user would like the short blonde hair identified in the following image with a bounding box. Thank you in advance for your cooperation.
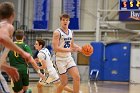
[60,13,70,20]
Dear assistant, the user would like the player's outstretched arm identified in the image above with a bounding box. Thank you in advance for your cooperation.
[1,62,19,82]
[27,56,45,79]
[70,38,82,52]
[0,48,19,82]
[0,34,24,55]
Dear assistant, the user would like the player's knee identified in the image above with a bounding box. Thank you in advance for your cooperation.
[73,74,80,81]
[61,80,68,86]
[37,83,43,88]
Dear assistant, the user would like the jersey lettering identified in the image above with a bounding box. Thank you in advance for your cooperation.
[64,41,70,48]
[14,51,19,57]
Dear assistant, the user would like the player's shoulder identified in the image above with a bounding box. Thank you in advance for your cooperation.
[6,23,14,35]
[4,22,14,30]
[53,28,61,36]
[39,48,47,53]
[0,22,13,31]
[38,48,49,56]
[54,28,61,33]
[68,29,73,33]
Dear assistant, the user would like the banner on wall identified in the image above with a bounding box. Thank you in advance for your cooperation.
[33,0,50,30]
[119,0,140,21]
[63,0,80,30]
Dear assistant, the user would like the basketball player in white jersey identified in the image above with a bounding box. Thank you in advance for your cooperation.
[52,14,82,93]
[0,2,40,93]
[34,38,73,93]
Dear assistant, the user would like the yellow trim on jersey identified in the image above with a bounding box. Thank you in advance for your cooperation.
[14,40,23,44]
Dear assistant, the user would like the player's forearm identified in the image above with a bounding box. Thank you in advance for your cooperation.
[1,48,9,60]
[53,46,72,52]
[0,49,9,68]
[29,57,41,73]
[73,44,82,52]
[1,62,9,72]
[39,64,46,69]
[38,66,44,69]
[0,35,24,55]
[30,59,39,70]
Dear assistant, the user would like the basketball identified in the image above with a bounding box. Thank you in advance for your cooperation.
[81,44,93,56]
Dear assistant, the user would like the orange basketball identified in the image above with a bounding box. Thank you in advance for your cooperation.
[82,44,93,56]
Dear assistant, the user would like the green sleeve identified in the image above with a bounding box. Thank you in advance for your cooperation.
[24,44,33,56]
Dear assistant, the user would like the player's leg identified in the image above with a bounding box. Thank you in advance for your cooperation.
[11,71,24,93]
[55,57,70,93]
[12,71,29,93]
[22,70,29,93]
[54,81,73,93]
[56,73,68,93]
[37,82,43,93]
[64,85,73,92]
[12,78,23,93]
[23,86,28,93]
[68,66,80,93]
[66,57,80,93]
[46,69,72,93]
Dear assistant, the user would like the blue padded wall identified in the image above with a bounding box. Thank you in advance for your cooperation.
[89,42,131,82]
[104,43,131,81]
[89,42,104,80]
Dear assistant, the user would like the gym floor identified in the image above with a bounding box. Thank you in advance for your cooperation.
[8,81,140,93]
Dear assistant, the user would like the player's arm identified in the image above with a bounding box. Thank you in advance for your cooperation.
[1,62,19,82]
[35,52,47,79]
[0,26,32,63]
[37,52,47,69]
[0,48,19,82]
[0,26,25,56]
[0,48,9,64]
[34,58,39,63]
[73,43,82,52]
[39,60,47,69]
[26,57,44,78]
[24,44,40,72]
[0,34,25,54]
[52,30,72,52]
[70,33,81,52]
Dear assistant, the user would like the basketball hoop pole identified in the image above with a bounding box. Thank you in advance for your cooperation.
[96,0,101,42]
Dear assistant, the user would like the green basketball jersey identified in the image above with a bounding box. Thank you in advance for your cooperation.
[8,41,32,73]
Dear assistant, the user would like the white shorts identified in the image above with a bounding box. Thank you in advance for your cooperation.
[0,73,10,93]
[55,56,76,75]
[39,69,60,86]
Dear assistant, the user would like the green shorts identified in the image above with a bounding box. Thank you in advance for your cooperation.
[12,71,29,92]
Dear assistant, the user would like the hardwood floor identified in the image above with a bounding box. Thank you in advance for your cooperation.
[8,81,140,93]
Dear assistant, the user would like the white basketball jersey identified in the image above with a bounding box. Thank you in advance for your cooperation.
[37,48,55,72]
[38,48,60,84]
[55,28,73,57]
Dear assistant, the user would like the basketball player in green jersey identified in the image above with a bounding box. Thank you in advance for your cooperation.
[8,29,42,93]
